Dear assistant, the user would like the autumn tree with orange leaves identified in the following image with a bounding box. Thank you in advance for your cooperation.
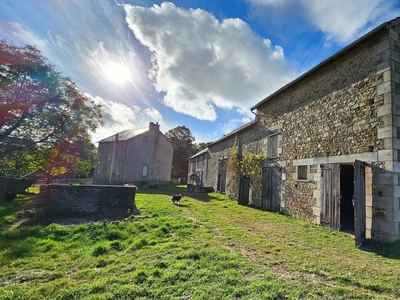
[0,40,102,178]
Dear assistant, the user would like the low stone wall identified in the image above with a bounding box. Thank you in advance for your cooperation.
[37,184,138,218]
[187,184,214,193]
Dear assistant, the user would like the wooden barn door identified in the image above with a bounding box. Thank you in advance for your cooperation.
[320,164,341,230]
[261,167,280,211]
[238,176,250,205]
[217,158,227,193]
[354,160,366,247]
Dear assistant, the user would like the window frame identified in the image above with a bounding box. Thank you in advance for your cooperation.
[142,165,148,177]
[297,165,308,180]
[267,132,278,158]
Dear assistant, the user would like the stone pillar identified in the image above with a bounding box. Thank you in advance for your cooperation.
[372,27,400,242]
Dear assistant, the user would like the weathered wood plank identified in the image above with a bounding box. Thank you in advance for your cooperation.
[354,160,366,247]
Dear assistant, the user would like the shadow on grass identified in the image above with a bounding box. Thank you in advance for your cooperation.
[7,185,400,260]
[0,195,33,231]
[361,239,400,259]
[136,185,229,203]
[139,186,400,259]
[172,204,190,208]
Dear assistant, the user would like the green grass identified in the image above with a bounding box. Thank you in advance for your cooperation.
[1,185,400,299]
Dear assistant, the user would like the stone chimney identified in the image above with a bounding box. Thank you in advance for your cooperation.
[149,122,160,131]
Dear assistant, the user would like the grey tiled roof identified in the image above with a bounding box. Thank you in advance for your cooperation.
[189,147,209,159]
[97,128,148,142]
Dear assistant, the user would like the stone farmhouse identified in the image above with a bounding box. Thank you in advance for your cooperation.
[189,17,400,244]
[93,122,173,185]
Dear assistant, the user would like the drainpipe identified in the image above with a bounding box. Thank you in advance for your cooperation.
[109,133,118,184]
[123,141,130,183]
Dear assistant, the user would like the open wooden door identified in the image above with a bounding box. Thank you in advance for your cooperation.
[320,164,341,230]
[354,160,366,247]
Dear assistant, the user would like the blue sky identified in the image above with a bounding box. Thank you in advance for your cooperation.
[1,0,400,144]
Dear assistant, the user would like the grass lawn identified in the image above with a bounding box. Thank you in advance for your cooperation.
[1,185,400,299]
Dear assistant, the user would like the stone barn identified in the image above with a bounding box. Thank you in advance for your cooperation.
[190,17,400,244]
[251,17,400,244]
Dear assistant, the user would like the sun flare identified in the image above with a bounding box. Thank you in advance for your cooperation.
[102,62,131,84]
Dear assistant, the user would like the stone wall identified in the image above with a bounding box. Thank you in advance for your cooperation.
[254,24,400,242]
[207,134,236,197]
[37,184,138,218]
[182,22,400,242]
[256,31,385,221]
[207,123,267,202]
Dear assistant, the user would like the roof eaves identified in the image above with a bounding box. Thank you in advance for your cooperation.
[189,147,209,159]
[207,120,256,147]
[97,128,148,143]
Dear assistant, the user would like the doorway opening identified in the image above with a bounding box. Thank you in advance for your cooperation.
[340,164,354,233]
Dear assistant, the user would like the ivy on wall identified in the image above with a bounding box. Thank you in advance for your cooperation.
[227,137,241,176]
[241,153,267,188]
[227,136,267,190]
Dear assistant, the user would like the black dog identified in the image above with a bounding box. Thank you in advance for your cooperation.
[171,193,184,205]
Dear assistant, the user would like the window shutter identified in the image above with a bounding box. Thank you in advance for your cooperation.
[267,133,278,158]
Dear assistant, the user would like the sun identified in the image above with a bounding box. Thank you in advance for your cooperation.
[102,62,131,84]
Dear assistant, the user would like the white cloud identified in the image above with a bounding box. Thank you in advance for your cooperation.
[0,20,46,49]
[247,0,400,45]
[86,94,164,143]
[305,0,400,44]
[236,106,254,120]
[0,1,154,108]
[222,119,246,135]
[123,2,296,121]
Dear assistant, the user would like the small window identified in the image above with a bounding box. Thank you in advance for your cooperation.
[298,165,308,180]
[118,145,123,156]
[97,163,102,174]
[142,165,148,177]
[267,133,278,158]
[143,136,148,142]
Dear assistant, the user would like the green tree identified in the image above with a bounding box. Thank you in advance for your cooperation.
[165,125,197,178]
[40,132,98,180]
[0,40,102,176]
[0,134,97,179]
[196,142,209,152]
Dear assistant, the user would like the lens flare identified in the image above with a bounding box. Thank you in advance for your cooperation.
[101,62,131,84]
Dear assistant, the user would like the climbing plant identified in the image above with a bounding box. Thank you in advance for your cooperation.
[227,136,267,190]
[227,137,241,176]
[241,153,267,189]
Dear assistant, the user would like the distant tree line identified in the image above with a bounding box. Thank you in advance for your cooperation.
[165,125,209,179]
